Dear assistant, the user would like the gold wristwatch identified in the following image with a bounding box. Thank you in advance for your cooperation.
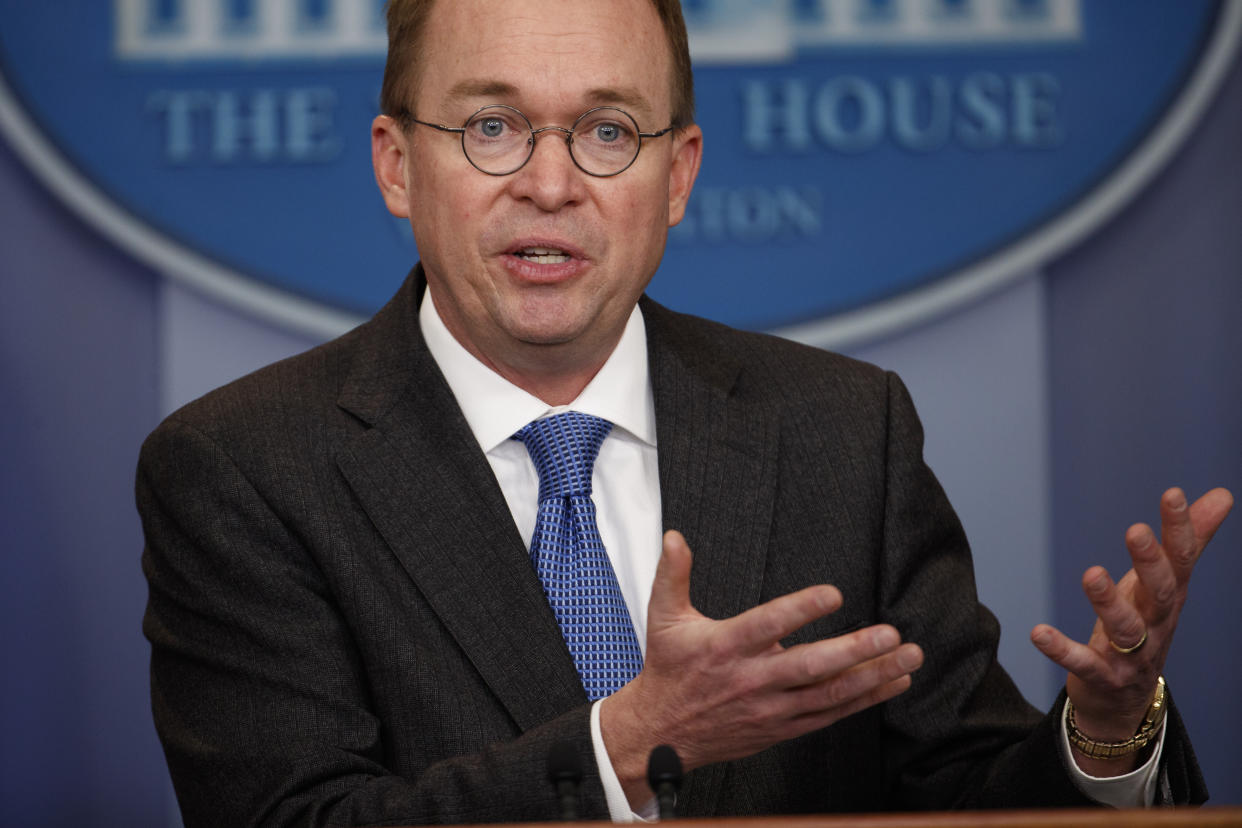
[1065,676,1167,760]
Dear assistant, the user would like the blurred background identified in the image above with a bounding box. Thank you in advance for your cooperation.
[2,1,1240,824]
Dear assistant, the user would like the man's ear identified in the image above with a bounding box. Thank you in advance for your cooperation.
[666,124,703,228]
[372,114,412,219]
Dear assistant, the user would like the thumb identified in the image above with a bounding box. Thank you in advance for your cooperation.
[647,530,695,625]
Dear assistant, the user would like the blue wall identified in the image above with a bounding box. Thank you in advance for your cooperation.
[1046,49,1242,803]
[0,139,166,823]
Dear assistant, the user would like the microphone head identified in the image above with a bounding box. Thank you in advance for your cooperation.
[647,743,683,789]
[547,740,582,784]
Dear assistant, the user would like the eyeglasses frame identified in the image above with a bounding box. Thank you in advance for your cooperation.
[401,104,675,178]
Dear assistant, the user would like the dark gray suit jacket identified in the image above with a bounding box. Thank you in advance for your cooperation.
[139,269,1205,827]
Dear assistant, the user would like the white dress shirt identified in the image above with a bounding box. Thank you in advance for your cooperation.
[418,287,1161,819]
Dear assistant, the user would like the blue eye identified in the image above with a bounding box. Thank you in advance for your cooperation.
[479,118,504,138]
[595,123,620,143]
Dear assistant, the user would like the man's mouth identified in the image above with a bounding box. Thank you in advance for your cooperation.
[514,246,572,265]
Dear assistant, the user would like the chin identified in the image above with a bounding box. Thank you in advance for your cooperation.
[513,328,584,348]
[503,308,595,347]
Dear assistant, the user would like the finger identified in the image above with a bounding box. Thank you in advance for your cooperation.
[787,674,914,736]
[770,624,903,687]
[1159,488,1199,575]
[1124,525,1179,620]
[1031,623,1108,683]
[647,530,694,623]
[785,641,922,712]
[1080,567,1147,651]
[1188,487,1234,556]
[723,584,844,656]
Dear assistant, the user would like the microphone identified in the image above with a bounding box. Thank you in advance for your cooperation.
[647,744,682,821]
[547,740,582,822]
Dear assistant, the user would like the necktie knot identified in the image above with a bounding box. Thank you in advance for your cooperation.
[513,412,612,500]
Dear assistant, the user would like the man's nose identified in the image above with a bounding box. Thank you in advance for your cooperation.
[508,128,585,210]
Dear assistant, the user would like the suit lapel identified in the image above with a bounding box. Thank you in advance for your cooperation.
[334,272,585,733]
[644,299,780,814]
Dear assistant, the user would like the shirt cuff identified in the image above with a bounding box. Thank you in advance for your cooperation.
[590,699,658,823]
[1058,699,1165,807]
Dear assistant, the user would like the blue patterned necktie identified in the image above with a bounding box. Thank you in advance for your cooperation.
[513,412,644,701]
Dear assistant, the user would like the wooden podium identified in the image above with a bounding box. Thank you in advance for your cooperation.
[469,809,1242,828]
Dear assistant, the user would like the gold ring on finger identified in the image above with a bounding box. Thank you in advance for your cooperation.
[1109,629,1148,654]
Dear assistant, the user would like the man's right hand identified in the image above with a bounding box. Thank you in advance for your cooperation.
[599,530,924,808]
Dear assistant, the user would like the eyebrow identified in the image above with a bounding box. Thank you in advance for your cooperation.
[443,79,657,120]
[446,79,521,103]
[583,86,656,119]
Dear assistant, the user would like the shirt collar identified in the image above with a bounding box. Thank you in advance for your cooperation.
[420,286,656,454]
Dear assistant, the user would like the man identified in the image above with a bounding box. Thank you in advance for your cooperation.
[138,0,1232,825]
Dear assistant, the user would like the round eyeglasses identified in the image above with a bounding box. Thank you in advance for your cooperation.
[404,104,674,177]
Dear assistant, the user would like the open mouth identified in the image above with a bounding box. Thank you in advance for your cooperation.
[514,246,572,265]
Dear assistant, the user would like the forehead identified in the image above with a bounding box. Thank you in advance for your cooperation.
[416,0,672,120]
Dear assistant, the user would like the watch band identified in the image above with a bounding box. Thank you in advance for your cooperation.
[1065,676,1167,760]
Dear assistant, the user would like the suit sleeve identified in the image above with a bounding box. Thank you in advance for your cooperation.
[872,372,1206,808]
[139,417,609,827]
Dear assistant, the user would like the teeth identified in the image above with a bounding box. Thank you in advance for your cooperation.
[518,246,570,264]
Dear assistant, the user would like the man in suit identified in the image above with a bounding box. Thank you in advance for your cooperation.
[138,0,1232,825]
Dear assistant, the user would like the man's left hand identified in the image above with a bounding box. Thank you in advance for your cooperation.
[1031,486,1233,776]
